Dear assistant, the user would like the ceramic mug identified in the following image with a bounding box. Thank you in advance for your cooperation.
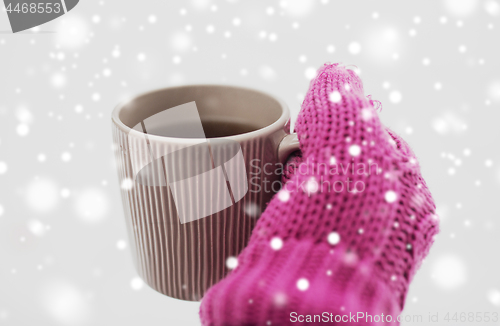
[111,84,299,301]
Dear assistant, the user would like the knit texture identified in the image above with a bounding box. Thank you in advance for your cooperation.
[199,63,439,326]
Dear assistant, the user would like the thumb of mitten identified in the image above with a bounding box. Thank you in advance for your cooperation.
[294,63,387,162]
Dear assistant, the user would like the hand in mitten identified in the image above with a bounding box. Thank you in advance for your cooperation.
[200,63,439,326]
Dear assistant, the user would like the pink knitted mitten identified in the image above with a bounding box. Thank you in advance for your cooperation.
[199,63,439,325]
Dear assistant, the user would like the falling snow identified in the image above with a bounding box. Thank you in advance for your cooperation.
[327,232,341,245]
[348,42,362,55]
[74,188,109,224]
[329,91,341,103]
[304,67,317,80]
[348,144,361,157]
[41,281,91,325]
[296,278,310,291]
[277,190,290,202]
[26,178,59,213]
[130,277,144,290]
[385,190,397,203]
[0,161,7,174]
[270,237,284,250]
[388,90,402,103]
[226,256,238,269]
[488,289,500,306]
[444,0,478,17]
[116,240,127,250]
[431,255,467,289]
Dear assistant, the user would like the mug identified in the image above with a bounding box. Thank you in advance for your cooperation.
[111,84,299,301]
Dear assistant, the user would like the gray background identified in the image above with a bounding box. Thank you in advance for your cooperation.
[1,0,500,325]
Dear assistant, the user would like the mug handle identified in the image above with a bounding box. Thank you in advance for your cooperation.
[277,133,300,164]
